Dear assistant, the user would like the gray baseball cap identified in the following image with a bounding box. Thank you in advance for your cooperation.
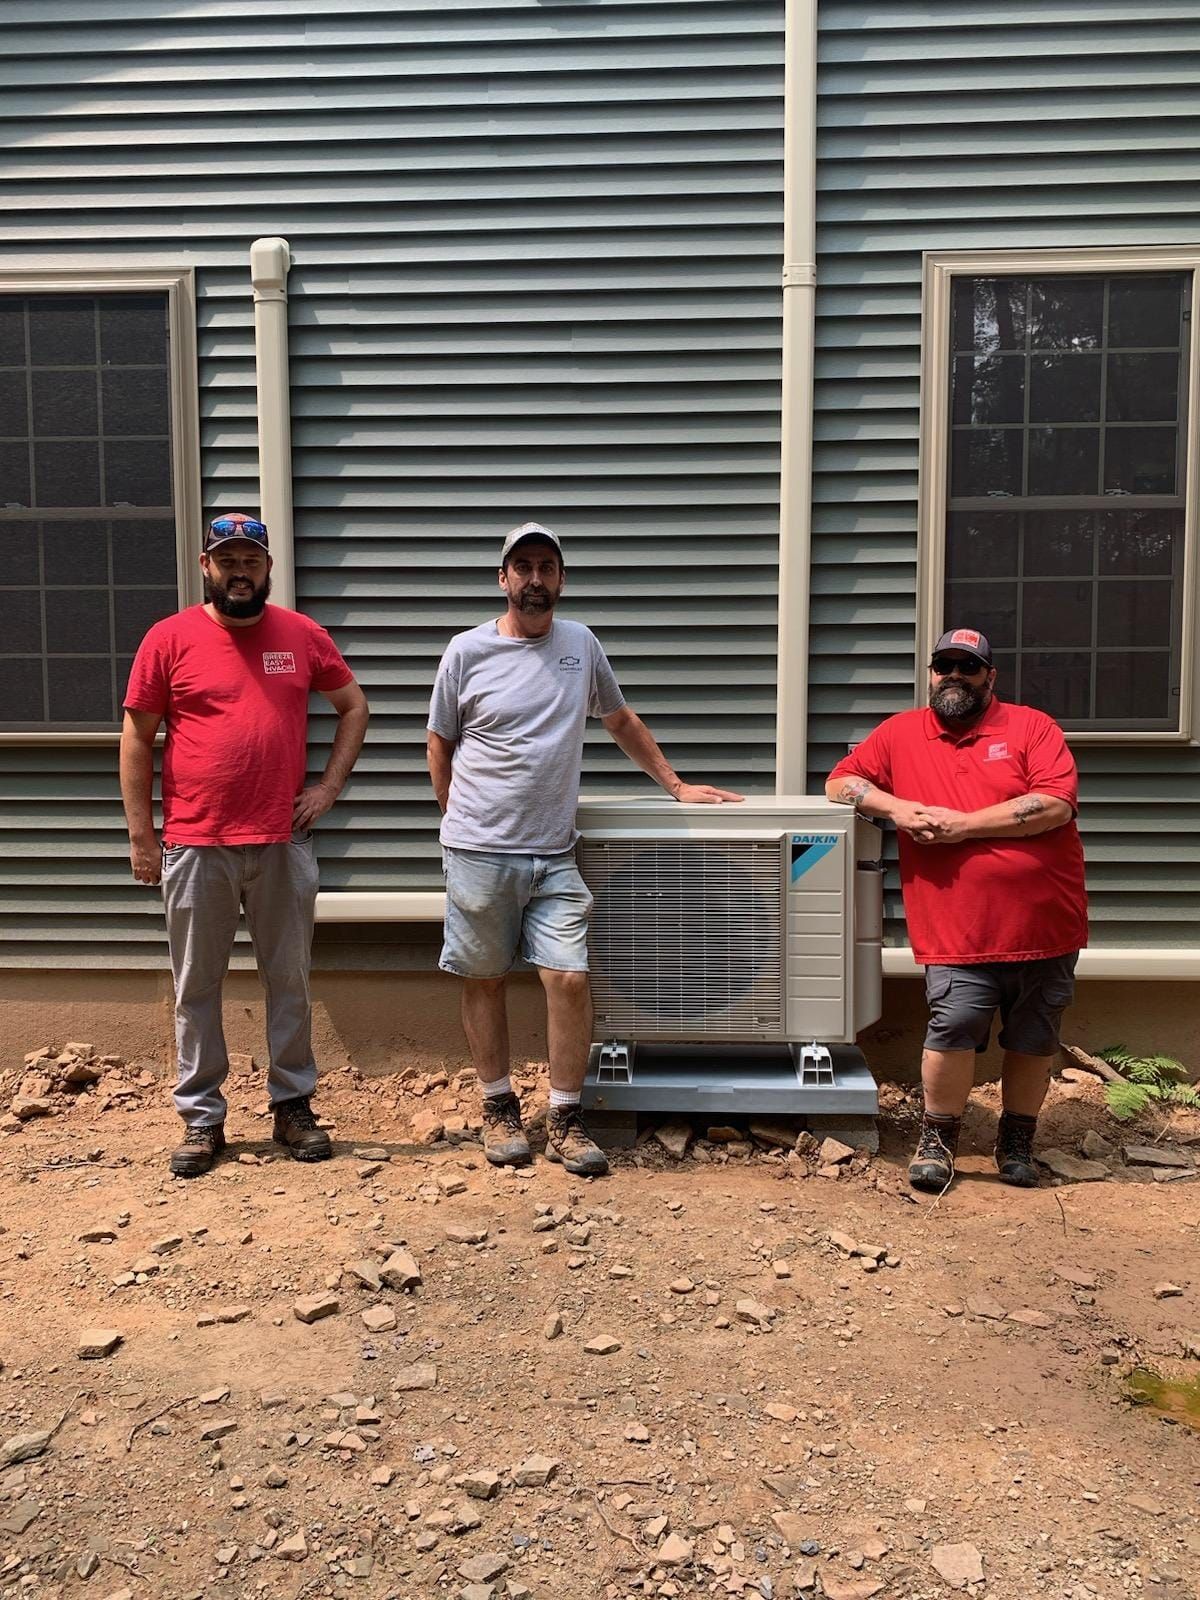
[500,520,564,566]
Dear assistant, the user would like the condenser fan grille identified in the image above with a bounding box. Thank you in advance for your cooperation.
[578,839,784,1038]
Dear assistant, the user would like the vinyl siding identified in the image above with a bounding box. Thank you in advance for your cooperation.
[810,0,1200,948]
[0,0,784,966]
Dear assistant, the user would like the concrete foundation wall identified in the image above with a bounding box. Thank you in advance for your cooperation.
[0,970,1195,1085]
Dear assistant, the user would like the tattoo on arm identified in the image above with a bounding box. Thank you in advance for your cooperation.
[836,778,871,806]
[1013,795,1045,826]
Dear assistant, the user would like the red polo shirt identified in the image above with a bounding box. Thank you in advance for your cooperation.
[828,698,1087,965]
[124,605,353,846]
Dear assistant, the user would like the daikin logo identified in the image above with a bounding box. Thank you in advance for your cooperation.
[790,834,838,882]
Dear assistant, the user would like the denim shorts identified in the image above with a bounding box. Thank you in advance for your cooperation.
[439,846,593,979]
[923,953,1079,1056]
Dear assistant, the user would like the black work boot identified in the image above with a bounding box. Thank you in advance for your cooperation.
[545,1105,609,1177]
[995,1111,1040,1187]
[482,1091,532,1167]
[273,1095,332,1162]
[170,1122,226,1178]
[907,1113,961,1194]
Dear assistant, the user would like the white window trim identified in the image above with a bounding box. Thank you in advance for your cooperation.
[0,265,202,746]
[917,245,1200,746]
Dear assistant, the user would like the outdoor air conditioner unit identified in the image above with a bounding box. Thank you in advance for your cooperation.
[575,796,883,1127]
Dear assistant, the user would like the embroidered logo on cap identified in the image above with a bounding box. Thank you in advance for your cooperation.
[950,628,982,649]
[262,651,296,675]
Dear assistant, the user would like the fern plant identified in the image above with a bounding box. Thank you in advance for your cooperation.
[1098,1045,1200,1121]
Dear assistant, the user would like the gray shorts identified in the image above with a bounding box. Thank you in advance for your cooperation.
[439,846,592,979]
[923,954,1079,1056]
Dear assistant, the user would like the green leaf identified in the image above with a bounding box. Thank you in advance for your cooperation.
[1126,1058,1163,1085]
[1145,1055,1188,1084]
[1097,1045,1133,1068]
[1105,1081,1150,1121]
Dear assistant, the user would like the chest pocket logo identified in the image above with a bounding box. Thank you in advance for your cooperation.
[558,655,582,671]
[985,741,1009,762]
[262,651,297,675]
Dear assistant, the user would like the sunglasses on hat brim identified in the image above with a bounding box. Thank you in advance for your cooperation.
[208,517,267,540]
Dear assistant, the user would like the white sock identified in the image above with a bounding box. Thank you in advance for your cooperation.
[549,1087,581,1110]
[481,1075,513,1100]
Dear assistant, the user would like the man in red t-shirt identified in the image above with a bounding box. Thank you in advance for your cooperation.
[121,513,369,1176]
[825,627,1087,1194]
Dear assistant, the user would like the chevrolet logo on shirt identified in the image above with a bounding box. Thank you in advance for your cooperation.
[558,655,582,670]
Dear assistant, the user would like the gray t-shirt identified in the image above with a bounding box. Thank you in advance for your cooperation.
[427,618,625,854]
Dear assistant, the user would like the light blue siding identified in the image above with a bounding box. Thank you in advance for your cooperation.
[0,0,784,966]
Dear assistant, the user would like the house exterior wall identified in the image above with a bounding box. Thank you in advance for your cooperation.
[0,0,1197,976]
[810,0,1200,950]
[0,0,784,968]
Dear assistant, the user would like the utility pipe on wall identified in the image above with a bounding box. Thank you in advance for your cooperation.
[250,236,295,609]
[774,0,819,795]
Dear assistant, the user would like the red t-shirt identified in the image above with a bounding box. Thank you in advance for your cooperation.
[123,605,354,846]
[828,698,1088,965]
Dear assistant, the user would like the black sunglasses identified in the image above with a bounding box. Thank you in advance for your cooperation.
[931,655,987,676]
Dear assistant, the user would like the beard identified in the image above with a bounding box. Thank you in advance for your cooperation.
[513,584,557,613]
[930,677,990,724]
[205,571,271,619]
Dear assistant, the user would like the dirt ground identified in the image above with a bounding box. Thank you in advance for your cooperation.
[0,1048,1198,1600]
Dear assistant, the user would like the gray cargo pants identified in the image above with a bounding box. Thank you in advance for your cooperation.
[161,835,320,1127]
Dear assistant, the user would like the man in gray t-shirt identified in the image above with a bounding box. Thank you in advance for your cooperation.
[427,520,741,1177]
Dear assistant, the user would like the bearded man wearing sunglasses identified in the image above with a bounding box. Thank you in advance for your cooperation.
[120,513,369,1177]
[825,627,1087,1195]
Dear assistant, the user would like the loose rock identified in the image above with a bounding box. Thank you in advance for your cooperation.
[512,1453,558,1487]
[77,1328,123,1360]
[293,1293,339,1324]
[1124,1143,1193,1169]
[653,1123,693,1160]
[380,1249,422,1291]
[583,1334,621,1355]
[931,1543,984,1588]
[393,1361,439,1391]
[1037,1148,1108,1182]
[361,1305,397,1333]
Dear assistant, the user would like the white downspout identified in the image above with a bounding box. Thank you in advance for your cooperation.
[774,0,819,795]
[250,236,295,610]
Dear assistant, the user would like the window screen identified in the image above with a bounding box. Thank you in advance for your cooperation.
[0,292,179,729]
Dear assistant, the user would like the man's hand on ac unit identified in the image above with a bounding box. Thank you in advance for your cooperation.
[672,782,745,805]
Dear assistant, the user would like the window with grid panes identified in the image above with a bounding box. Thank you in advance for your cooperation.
[0,292,179,729]
[945,272,1189,731]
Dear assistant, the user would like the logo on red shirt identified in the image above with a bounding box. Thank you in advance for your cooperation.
[262,652,296,675]
[985,742,1009,762]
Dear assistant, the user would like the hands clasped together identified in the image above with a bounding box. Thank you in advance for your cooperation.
[889,801,974,845]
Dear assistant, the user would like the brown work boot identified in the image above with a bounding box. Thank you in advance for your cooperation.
[907,1113,961,1194]
[169,1122,226,1178]
[995,1111,1040,1187]
[545,1105,609,1177]
[482,1091,532,1167]
[273,1095,332,1162]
